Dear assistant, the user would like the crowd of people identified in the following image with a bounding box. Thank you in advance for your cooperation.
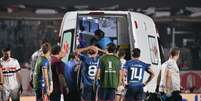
[0,29,182,101]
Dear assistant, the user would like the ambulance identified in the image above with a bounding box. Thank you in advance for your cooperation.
[59,11,163,92]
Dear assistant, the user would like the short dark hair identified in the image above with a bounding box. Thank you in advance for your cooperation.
[80,25,85,31]
[41,38,49,45]
[118,49,126,58]
[107,43,116,53]
[94,29,104,38]
[69,52,78,60]
[42,43,51,54]
[169,48,180,57]
[2,47,11,52]
[51,45,61,55]
[132,48,141,58]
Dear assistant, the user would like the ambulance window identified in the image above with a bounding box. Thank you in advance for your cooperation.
[77,15,128,54]
[78,16,118,48]
[148,36,159,65]
[90,22,99,32]
[61,30,74,62]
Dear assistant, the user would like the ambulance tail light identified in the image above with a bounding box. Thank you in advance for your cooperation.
[134,20,138,29]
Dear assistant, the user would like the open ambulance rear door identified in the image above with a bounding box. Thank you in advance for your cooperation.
[59,12,77,62]
[129,12,161,92]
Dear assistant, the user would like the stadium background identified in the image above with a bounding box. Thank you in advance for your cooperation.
[0,0,201,100]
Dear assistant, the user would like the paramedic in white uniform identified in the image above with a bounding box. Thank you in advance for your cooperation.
[159,48,182,101]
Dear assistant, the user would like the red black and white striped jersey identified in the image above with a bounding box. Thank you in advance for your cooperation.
[0,57,21,89]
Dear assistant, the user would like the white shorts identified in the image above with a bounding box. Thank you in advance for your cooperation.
[1,87,20,101]
[116,85,126,95]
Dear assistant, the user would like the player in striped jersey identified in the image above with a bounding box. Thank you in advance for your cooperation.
[0,47,22,101]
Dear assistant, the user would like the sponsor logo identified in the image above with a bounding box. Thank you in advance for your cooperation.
[182,94,201,101]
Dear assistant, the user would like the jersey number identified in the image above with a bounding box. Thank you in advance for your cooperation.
[88,65,97,79]
[109,61,112,69]
[130,68,142,81]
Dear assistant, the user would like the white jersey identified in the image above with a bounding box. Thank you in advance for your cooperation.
[120,58,126,68]
[159,59,180,93]
[120,58,127,85]
[0,58,21,90]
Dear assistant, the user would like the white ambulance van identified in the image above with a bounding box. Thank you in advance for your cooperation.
[59,11,163,92]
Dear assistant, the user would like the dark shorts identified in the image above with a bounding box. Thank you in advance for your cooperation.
[98,88,116,101]
[167,91,182,101]
[81,86,95,101]
[125,86,145,101]
[35,87,49,101]
[35,89,43,101]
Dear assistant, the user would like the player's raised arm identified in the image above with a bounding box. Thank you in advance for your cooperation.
[76,46,92,54]
[76,45,106,54]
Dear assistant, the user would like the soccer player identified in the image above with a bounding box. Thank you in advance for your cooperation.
[116,49,127,101]
[76,45,102,101]
[31,38,49,73]
[33,43,53,101]
[124,48,155,101]
[0,47,22,101]
[64,53,80,101]
[159,48,182,101]
[96,43,121,101]
[50,45,68,101]
[30,38,52,88]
